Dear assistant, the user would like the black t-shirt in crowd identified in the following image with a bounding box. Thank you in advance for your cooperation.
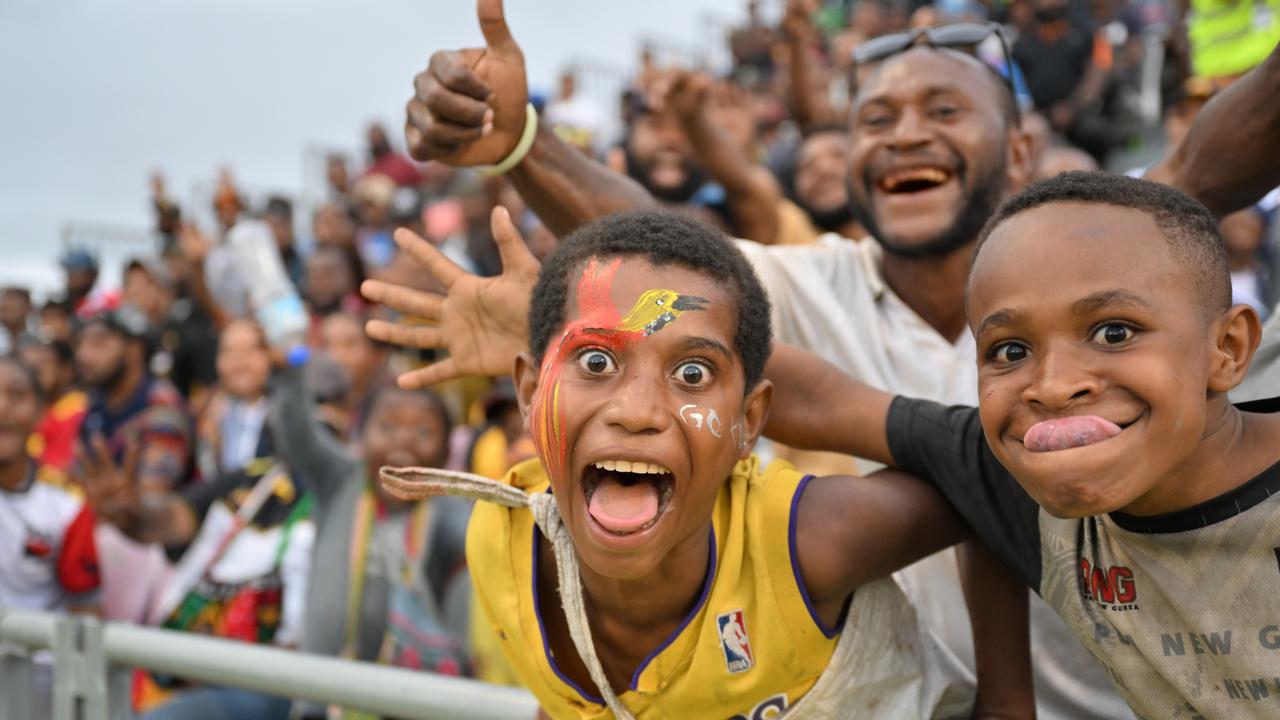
[1013,27,1093,110]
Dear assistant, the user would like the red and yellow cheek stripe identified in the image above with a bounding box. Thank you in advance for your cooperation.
[530,257,628,480]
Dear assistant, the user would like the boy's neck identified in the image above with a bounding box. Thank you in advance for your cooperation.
[539,519,715,693]
[577,522,713,628]
[1120,402,1280,517]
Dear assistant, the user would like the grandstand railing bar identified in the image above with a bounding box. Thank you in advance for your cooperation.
[0,606,538,720]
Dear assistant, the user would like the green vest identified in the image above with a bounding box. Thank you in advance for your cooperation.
[1188,0,1280,77]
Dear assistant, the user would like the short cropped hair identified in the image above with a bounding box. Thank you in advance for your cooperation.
[529,210,772,391]
[18,337,73,366]
[975,171,1231,311]
[0,355,45,404]
[364,383,454,445]
[265,196,293,221]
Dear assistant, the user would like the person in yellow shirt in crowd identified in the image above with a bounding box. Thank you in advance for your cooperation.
[373,208,1034,719]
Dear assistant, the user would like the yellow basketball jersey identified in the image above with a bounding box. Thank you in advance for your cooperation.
[467,455,839,719]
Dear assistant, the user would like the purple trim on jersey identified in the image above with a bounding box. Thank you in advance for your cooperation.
[627,528,717,691]
[789,474,843,639]
[532,529,605,706]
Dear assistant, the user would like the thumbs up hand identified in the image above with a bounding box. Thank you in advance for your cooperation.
[406,0,530,167]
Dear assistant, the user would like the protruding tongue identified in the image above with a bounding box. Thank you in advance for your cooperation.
[588,476,659,534]
[1024,416,1122,453]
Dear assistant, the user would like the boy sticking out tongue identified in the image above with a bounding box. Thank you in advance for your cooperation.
[764,172,1280,718]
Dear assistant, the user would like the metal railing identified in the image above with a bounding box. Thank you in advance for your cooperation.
[0,607,538,720]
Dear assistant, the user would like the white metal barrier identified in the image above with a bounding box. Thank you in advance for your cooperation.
[0,607,538,720]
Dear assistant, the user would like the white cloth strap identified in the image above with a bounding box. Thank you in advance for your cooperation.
[380,466,636,720]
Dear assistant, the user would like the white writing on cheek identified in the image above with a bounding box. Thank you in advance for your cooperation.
[706,409,722,438]
[679,404,723,438]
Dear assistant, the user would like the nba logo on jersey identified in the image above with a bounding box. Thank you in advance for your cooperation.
[717,609,754,673]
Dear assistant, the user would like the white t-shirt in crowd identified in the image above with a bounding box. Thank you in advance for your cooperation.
[735,234,1137,720]
[0,474,97,611]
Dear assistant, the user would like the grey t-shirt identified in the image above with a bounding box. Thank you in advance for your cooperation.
[887,396,1280,719]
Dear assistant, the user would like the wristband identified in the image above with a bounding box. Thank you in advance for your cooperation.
[478,103,538,176]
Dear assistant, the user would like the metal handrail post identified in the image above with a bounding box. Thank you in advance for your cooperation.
[106,666,133,720]
[51,615,111,720]
[0,642,36,720]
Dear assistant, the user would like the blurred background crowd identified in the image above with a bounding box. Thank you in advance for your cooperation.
[1,0,1277,717]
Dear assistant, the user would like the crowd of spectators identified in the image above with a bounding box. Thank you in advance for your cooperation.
[1,0,1277,717]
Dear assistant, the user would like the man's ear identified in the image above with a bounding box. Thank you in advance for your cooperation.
[738,379,773,461]
[1208,304,1263,393]
[514,352,540,430]
[1005,125,1035,193]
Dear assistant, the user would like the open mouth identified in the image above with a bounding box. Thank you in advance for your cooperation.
[582,460,675,536]
[877,166,953,194]
[385,450,418,468]
[650,152,689,188]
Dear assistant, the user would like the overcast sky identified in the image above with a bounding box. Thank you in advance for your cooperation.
[0,0,749,294]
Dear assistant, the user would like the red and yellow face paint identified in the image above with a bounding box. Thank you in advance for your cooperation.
[529,257,708,479]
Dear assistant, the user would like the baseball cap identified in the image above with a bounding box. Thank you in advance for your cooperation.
[79,305,152,341]
[59,249,99,272]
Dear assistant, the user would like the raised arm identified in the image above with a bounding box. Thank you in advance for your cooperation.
[1145,40,1280,216]
[508,126,657,237]
[178,222,233,331]
[267,364,355,508]
[663,73,782,243]
[782,0,842,128]
[796,468,967,619]
[760,342,895,464]
[405,0,655,237]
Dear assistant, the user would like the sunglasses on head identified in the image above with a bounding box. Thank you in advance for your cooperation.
[853,22,1015,92]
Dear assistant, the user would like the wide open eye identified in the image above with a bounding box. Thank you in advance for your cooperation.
[673,361,713,388]
[1090,323,1136,346]
[576,349,617,375]
[989,341,1029,364]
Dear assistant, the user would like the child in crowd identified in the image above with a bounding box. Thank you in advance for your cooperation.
[0,357,99,718]
[0,356,99,611]
[19,338,87,475]
[268,351,477,718]
[379,210,1034,718]
[760,172,1280,718]
[194,319,274,481]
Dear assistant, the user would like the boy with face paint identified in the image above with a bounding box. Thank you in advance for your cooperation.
[380,209,1034,719]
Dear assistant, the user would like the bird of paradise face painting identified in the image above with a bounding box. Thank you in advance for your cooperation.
[528,257,709,480]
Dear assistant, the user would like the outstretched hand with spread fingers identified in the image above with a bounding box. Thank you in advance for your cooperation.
[362,206,540,388]
[73,434,141,528]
